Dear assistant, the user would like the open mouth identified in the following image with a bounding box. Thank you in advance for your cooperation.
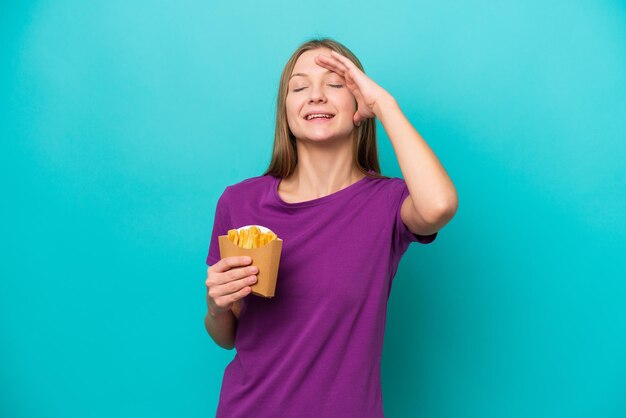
[304,113,335,121]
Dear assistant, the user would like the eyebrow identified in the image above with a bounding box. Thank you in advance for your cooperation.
[289,70,334,80]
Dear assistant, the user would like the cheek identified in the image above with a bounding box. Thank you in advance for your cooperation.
[284,99,295,117]
[334,90,356,108]
[340,95,357,112]
[284,102,299,128]
[285,94,300,111]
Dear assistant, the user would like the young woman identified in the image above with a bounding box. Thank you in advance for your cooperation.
[204,37,457,417]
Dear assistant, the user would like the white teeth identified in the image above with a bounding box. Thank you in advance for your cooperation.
[306,113,334,120]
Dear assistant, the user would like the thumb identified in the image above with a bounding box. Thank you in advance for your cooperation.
[354,111,367,127]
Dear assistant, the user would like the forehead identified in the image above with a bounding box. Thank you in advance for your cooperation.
[291,48,334,75]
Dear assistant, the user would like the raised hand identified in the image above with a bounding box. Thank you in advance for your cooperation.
[315,50,391,127]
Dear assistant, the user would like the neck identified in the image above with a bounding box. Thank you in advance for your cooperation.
[287,135,364,197]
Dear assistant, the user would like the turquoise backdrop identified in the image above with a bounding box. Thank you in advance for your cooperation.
[2,1,625,417]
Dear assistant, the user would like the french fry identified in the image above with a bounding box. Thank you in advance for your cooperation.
[227,225,279,249]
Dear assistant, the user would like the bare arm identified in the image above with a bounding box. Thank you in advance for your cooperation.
[204,256,256,350]
[204,310,237,350]
[375,94,458,231]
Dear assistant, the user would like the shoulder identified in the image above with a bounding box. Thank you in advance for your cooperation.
[365,174,406,193]
[222,174,275,199]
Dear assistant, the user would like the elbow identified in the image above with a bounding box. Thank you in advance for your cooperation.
[204,313,237,350]
[423,198,457,229]
[443,197,458,220]
[214,338,236,351]
[437,192,458,221]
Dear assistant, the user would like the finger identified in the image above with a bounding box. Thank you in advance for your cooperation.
[354,105,374,125]
[317,56,363,98]
[314,58,341,78]
[329,50,361,73]
[319,55,366,94]
[354,110,368,126]
[209,272,256,302]
[316,54,349,77]
[231,286,253,301]
[215,255,252,273]
[211,263,256,287]
[222,273,258,296]
[228,264,258,283]
[349,87,368,109]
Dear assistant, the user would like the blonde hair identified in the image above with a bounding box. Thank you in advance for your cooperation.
[262,37,389,180]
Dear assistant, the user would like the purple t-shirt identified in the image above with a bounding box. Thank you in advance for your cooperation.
[206,171,437,417]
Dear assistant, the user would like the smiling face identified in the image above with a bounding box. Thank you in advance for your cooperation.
[285,47,357,144]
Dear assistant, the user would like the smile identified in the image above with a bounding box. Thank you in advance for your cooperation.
[305,114,335,122]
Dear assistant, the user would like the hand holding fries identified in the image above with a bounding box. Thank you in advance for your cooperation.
[219,225,283,298]
[206,256,258,318]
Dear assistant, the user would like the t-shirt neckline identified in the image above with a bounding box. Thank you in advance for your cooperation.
[271,170,375,208]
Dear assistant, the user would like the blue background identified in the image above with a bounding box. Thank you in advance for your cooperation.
[2,1,625,417]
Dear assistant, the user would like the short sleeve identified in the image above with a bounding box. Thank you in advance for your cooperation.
[206,186,232,266]
[392,178,437,256]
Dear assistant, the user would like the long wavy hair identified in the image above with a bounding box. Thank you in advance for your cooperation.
[261,37,389,180]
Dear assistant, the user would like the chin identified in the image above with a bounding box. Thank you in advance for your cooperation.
[305,126,355,140]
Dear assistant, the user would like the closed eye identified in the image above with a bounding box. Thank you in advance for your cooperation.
[292,84,344,92]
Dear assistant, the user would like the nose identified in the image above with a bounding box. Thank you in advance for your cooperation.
[307,83,327,104]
